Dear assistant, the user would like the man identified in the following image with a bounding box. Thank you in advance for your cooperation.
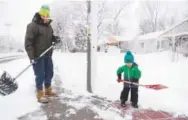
[25,5,60,103]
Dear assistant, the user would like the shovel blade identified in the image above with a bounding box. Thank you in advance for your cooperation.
[145,84,168,90]
[0,71,18,96]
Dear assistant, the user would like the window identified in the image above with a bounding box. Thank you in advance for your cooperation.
[140,43,144,48]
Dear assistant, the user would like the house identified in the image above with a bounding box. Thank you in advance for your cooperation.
[132,18,188,54]
[97,18,188,54]
[97,35,133,52]
[158,18,188,54]
[132,31,164,53]
[159,32,188,56]
[98,33,164,53]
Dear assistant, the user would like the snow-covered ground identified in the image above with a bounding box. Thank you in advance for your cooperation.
[0,52,25,58]
[55,51,188,115]
[0,51,188,120]
[0,58,40,120]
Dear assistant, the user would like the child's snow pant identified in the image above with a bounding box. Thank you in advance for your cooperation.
[120,83,138,104]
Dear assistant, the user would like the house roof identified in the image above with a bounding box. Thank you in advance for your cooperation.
[98,35,129,45]
[137,31,164,41]
[136,18,188,41]
[162,32,188,38]
[98,39,106,45]
[112,35,133,41]
[159,18,188,38]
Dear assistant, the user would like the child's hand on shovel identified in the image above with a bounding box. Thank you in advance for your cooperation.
[117,79,123,83]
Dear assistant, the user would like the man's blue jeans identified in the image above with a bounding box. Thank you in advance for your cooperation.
[32,56,54,90]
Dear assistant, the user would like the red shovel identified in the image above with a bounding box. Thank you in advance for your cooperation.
[120,80,168,90]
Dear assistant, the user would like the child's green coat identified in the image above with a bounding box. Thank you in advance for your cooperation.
[117,64,141,81]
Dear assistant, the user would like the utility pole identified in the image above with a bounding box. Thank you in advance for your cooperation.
[86,0,92,93]
[86,0,97,93]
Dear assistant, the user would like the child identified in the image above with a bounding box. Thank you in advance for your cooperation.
[116,51,141,108]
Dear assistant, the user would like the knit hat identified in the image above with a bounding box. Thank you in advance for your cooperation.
[39,5,50,17]
[124,51,134,63]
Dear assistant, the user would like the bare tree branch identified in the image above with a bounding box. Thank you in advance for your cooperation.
[97,1,106,29]
[108,1,132,35]
[140,0,163,33]
[113,1,131,21]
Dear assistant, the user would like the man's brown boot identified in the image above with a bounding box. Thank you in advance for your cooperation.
[45,87,57,97]
[37,90,49,103]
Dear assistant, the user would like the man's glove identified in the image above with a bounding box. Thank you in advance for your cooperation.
[52,35,61,44]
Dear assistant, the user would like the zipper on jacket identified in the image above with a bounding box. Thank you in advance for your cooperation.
[45,26,49,47]
[128,68,130,87]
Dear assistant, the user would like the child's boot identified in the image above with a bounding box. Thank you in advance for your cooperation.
[120,100,126,107]
[132,103,138,108]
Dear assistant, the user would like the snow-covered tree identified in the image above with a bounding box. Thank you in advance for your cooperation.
[139,0,187,34]
[50,0,134,52]
[51,1,87,52]
[74,24,87,51]
[139,0,162,34]
[0,35,23,52]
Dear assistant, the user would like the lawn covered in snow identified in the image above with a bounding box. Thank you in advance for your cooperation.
[0,51,188,120]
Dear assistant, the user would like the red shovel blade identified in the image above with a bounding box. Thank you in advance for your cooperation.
[144,84,168,90]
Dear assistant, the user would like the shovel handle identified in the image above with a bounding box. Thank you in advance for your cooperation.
[120,80,168,90]
[121,80,146,87]
[13,43,55,81]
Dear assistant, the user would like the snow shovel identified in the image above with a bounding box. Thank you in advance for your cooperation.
[121,80,168,90]
[0,43,55,96]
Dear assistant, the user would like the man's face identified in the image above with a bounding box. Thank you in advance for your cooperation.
[126,62,132,67]
[41,15,50,23]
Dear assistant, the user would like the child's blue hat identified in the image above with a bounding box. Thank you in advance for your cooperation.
[124,51,134,63]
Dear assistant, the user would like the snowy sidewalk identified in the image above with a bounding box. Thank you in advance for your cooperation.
[16,55,188,120]
[18,74,103,120]
[18,73,188,120]
[1,52,188,120]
